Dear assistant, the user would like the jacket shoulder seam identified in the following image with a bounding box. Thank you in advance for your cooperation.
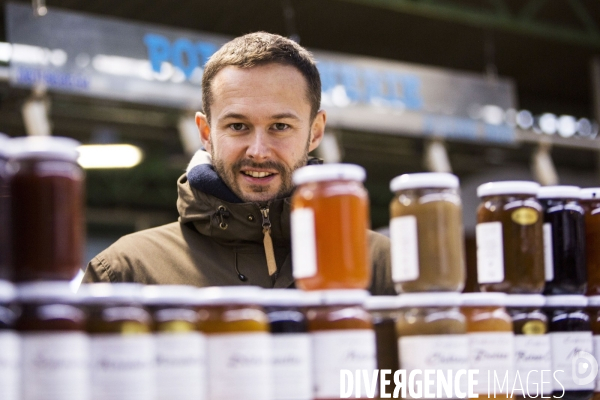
[95,254,117,283]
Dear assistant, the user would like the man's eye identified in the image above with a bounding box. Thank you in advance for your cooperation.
[230,123,246,131]
[273,123,289,130]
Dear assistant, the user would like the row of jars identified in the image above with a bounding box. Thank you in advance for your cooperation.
[0,134,84,283]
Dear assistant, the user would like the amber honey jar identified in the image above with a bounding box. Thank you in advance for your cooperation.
[8,136,84,282]
[476,181,544,293]
[389,172,465,293]
[0,134,11,281]
[291,164,370,290]
[580,188,600,295]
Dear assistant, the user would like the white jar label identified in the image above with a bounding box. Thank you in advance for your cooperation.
[0,331,19,400]
[476,222,505,284]
[271,334,312,400]
[155,331,207,400]
[206,332,271,400]
[593,335,600,392]
[90,334,155,400]
[291,208,318,279]
[550,331,594,391]
[390,215,420,282]
[399,334,469,398]
[514,335,552,395]
[468,332,514,394]
[543,223,555,281]
[21,332,89,400]
[312,330,376,399]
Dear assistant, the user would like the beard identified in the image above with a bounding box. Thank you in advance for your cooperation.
[211,138,310,202]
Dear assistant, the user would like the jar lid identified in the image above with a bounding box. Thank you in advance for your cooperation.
[142,285,204,305]
[504,294,545,308]
[17,282,78,302]
[260,289,320,307]
[7,136,80,162]
[292,163,366,185]
[477,181,540,197]
[363,295,404,310]
[580,188,600,200]
[400,292,462,308]
[587,296,600,307]
[78,283,144,303]
[198,286,262,305]
[390,172,459,192]
[544,295,587,308]
[315,289,370,306]
[0,280,16,302]
[537,185,581,199]
[460,292,507,307]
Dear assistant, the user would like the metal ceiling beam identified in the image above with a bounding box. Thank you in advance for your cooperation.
[336,0,600,49]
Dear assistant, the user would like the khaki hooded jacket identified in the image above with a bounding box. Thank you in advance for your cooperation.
[83,169,395,295]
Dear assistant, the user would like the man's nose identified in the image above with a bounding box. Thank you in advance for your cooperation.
[246,130,272,161]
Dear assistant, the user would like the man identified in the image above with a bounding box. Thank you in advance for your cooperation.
[83,32,394,295]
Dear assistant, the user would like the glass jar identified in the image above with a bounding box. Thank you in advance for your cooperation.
[389,173,465,292]
[307,290,376,400]
[461,293,514,399]
[397,293,468,399]
[80,283,154,400]
[8,137,84,282]
[143,285,207,400]
[0,281,18,400]
[587,296,600,400]
[0,134,11,281]
[476,181,544,293]
[16,282,89,400]
[580,189,600,295]
[538,186,587,294]
[291,164,370,290]
[546,295,593,400]
[197,286,271,400]
[505,294,551,397]
[261,289,314,400]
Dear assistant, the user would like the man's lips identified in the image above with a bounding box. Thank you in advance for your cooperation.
[239,170,278,184]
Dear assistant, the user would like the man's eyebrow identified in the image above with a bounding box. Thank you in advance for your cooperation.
[220,112,248,120]
[271,113,300,120]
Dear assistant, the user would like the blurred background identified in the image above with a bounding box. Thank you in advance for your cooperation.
[0,0,599,269]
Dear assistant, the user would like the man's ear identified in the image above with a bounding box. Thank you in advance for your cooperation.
[308,110,327,152]
[196,112,211,152]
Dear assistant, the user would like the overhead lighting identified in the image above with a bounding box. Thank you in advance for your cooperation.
[77,144,143,169]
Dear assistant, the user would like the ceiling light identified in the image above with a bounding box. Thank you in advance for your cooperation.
[77,144,143,169]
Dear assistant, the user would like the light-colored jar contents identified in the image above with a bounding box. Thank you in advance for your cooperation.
[0,281,18,400]
[461,293,514,400]
[291,164,371,290]
[307,290,376,400]
[197,286,272,400]
[17,282,89,400]
[80,283,154,400]
[581,189,600,296]
[588,296,600,400]
[389,173,465,293]
[505,294,551,398]
[396,293,468,399]
[143,285,207,400]
[476,181,545,293]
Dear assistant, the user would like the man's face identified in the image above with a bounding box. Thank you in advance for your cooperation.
[196,63,325,202]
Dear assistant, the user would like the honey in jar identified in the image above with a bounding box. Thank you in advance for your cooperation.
[461,293,514,399]
[389,173,465,293]
[580,188,600,295]
[291,164,370,290]
[0,281,18,400]
[0,134,11,281]
[476,181,545,293]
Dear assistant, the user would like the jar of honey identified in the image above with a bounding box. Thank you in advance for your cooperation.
[197,286,272,400]
[476,181,544,293]
[143,285,207,400]
[538,186,587,294]
[505,294,551,397]
[16,282,89,400]
[80,283,155,400]
[587,296,600,400]
[0,134,11,281]
[306,290,376,399]
[8,136,84,282]
[0,281,18,400]
[461,293,514,399]
[397,293,468,399]
[291,164,370,290]
[545,295,593,400]
[389,172,465,293]
[580,188,600,295]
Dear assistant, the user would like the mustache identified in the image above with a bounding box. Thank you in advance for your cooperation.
[232,159,289,175]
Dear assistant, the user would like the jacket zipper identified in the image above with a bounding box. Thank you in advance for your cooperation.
[260,206,278,278]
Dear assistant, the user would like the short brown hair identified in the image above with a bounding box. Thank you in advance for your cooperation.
[202,32,321,123]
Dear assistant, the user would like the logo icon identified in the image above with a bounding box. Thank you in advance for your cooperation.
[572,351,599,386]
